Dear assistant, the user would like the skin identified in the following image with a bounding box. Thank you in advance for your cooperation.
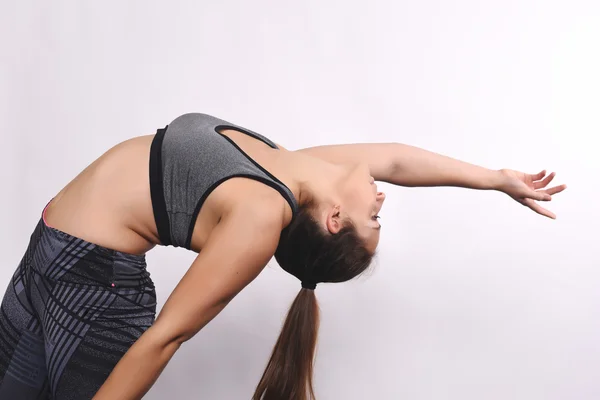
[42,128,566,400]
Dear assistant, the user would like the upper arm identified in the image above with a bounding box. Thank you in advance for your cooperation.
[151,205,281,344]
[293,143,400,182]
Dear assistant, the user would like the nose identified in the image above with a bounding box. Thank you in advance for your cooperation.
[376,192,386,201]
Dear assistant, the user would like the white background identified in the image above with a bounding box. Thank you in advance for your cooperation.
[1,1,598,399]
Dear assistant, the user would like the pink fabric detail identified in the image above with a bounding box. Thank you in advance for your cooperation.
[43,201,52,228]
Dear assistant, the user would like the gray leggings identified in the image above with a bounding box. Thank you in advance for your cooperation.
[0,209,156,399]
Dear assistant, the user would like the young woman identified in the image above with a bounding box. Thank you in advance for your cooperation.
[0,113,566,400]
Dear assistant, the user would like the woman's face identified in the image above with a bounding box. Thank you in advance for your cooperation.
[334,163,386,253]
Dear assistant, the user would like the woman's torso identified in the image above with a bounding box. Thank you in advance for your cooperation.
[43,114,302,256]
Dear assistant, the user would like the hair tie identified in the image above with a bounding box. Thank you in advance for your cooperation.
[301,281,317,290]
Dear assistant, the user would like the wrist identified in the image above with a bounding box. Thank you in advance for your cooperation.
[488,169,509,191]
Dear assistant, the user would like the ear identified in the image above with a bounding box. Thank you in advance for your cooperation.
[325,205,343,234]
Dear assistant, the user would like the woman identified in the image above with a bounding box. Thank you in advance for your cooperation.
[0,113,565,400]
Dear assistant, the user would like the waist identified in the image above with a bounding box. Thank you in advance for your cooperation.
[31,213,153,289]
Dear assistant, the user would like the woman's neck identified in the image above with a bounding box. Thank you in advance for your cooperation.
[291,154,346,207]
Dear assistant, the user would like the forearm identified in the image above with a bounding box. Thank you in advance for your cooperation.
[388,143,503,190]
[92,326,181,400]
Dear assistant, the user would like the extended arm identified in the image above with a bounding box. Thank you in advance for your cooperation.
[296,142,566,218]
[92,205,282,400]
[296,142,500,189]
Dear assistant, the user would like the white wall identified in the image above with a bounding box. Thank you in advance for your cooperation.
[1,1,598,399]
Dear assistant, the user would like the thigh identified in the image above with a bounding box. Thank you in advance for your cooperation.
[43,282,157,400]
[0,263,51,399]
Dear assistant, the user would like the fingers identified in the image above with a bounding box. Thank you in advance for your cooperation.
[541,184,567,196]
[531,170,546,181]
[533,171,555,189]
[513,170,564,219]
[522,198,556,219]
[529,190,552,201]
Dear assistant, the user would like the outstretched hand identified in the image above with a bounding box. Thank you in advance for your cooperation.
[496,169,567,219]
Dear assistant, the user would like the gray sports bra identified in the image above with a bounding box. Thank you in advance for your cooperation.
[149,113,298,249]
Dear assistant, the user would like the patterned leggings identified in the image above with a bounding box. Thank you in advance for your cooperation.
[0,212,156,399]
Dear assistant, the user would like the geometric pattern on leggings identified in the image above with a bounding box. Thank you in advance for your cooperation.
[0,312,49,399]
[0,216,157,400]
[43,283,117,396]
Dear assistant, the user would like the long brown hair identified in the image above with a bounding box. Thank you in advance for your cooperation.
[253,201,374,400]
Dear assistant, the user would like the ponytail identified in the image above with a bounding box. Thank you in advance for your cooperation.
[252,288,320,400]
[259,200,375,399]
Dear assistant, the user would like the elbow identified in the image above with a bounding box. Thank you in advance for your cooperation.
[147,319,196,348]
[169,330,198,346]
[151,300,231,346]
[155,323,199,347]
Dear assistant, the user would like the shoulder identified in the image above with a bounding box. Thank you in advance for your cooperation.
[228,190,288,231]
[211,192,288,258]
[188,178,292,251]
[198,199,282,286]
